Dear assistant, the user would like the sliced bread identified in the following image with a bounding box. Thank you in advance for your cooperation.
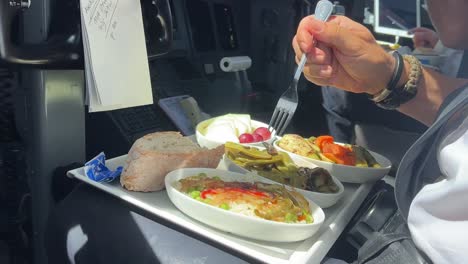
[120,131,224,192]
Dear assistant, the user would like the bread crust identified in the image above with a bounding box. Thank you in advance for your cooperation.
[120,132,224,192]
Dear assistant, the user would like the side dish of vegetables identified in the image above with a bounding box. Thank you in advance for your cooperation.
[224,142,340,193]
[277,134,381,167]
[178,173,314,224]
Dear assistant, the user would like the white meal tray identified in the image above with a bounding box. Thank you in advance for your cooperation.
[67,155,374,264]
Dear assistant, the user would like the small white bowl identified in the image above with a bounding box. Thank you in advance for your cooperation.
[223,151,344,208]
[196,118,276,149]
[273,140,392,184]
[165,168,325,242]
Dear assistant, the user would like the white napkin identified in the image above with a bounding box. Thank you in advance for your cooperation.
[80,0,153,112]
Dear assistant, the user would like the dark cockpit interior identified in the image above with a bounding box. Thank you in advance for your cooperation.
[0,0,448,263]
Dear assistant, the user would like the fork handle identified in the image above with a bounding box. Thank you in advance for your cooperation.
[293,0,334,82]
[294,54,308,81]
[315,0,334,22]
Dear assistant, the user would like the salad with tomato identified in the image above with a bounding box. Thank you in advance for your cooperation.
[277,134,381,167]
[178,173,314,224]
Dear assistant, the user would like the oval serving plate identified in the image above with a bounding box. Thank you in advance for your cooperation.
[223,149,344,209]
[273,140,392,184]
[165,168,325,242]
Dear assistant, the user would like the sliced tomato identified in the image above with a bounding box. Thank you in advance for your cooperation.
[322,142,347,156]
[342,151,356,166]
[323,146,356,166]
[315,135,334,150]
[323,153,345,164]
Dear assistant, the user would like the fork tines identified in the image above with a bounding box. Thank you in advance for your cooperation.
[268,96,298,136]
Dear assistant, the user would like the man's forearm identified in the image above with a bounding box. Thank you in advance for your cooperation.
[398,65,468,126]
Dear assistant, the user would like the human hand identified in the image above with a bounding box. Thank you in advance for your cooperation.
[292,15,396,95]
[408,27,439,49]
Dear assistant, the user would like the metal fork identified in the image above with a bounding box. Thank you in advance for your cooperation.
[268,0,334,136]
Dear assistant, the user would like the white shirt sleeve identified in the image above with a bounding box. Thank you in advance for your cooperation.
[433,40,464,77]
[408,115,468,264]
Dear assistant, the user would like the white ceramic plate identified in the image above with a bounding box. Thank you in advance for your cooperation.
[196,118,276,149]
[223,150,344,208]
[165,168,325,242]
[273,140,392,184]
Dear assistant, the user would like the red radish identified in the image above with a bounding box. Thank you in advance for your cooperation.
[239,133,254,143]
[252,133,264,142]
[253,127,271,140]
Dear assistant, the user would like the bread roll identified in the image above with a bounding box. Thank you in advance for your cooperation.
[120,131,224,192]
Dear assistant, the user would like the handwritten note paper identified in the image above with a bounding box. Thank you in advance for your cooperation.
[80,0,153,112]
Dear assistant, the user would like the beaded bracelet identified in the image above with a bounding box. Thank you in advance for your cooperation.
[398,55,422,103]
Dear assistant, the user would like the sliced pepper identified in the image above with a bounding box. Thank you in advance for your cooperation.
[225,142,272,159]
[279,152,295,166]
[242,155,283,167]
